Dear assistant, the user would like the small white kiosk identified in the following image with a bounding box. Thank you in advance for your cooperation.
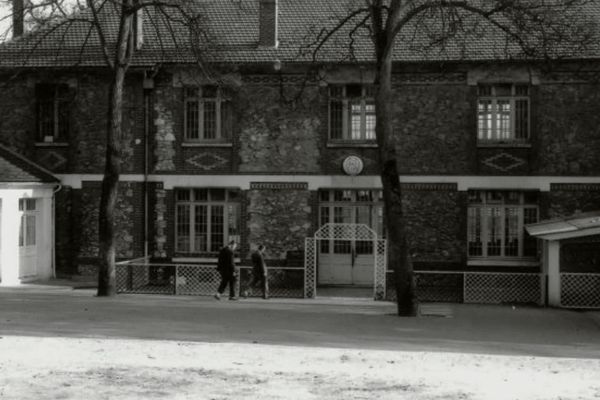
[526,212,600,308]
[0,144,59,286]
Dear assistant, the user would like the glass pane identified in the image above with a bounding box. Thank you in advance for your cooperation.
[468,191,483,204]
[227,204,239,237]
[496,100,511,140]
[356,190,372,202]
[210,189,226,201]
[486,207,502,256]
[346,84,361,97]
[478,85,492,96]
[350,101,362,140]
[515,85,529,96]
[515,99,529,139]
[19,199,24,211]
[185,100,199,140]
[194,205,208,252]
[184,87,199,98]
[193,189,207,201]
[333,206,352,253]
[365,102,376,140]
[467,208,482,256]
[26,215,36,246]
[504,207,519,256]
[19,215,25,247]
[330,99,343,139]
[202,85,217,98]
[176,204,191,252]
[176,190,190,202]
[227,190,239,201]
[334,190,353,202]
[210,205,224,252]
[523,207,538,257]
[319,190,330,202]
[203,100,217,139]
[477,100,492,140]
[329,86,343,98]
[495,84,512,96]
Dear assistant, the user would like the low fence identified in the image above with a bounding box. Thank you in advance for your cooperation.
[386,271,543,305]
[560,273,600,308]
[115,262,304,298]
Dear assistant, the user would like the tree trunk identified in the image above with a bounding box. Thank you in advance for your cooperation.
[97,4,133,297]
[374,38,417,316]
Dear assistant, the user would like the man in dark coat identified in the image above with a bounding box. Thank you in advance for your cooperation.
[244,244,269,299]
[214,240,238,300]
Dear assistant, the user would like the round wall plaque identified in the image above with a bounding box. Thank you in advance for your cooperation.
[342,155,364,176]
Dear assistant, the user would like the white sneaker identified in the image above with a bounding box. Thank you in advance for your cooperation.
[214,293,221,300]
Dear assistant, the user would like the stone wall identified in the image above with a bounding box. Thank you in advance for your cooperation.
[536,83,600,175]
[78,181,144,268]
[401,184,465,268]
[246,186,313,260]
[238,84,321,173]
[0,75,35,155]
[393,84,473,175]
[547,184,600,218]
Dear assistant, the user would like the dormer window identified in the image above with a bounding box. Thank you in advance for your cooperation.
[477,84,529,143]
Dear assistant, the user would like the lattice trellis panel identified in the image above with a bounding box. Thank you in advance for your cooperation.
[176,265,221,296]
[305,238,316,298]
[374,239,387,300]
[116,264,176,294]
[238,267,304,298]
[561,273,600,308]
[314,223,379,240]
[464,273,542,305]
[385,271,463,303]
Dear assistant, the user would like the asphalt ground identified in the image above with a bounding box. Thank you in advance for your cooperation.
[1,281,599,359]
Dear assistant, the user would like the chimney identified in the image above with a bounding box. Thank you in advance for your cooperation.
[258,0,278,48]
[12,0,24,38]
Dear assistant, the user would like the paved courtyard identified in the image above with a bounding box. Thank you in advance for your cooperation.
[0,281,599,399]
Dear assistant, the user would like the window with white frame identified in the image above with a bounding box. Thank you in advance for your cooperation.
[36,83,71,142]
[175,188,240,254]
[477,84,529,143]
[183,86,231,141]
[18,198,37,247]
[329,84,376,141]
[467,191,538,259]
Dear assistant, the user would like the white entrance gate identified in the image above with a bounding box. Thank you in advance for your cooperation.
[304,223,387,300]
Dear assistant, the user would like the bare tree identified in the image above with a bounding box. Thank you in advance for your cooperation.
[300,0,599,316]
[0,0,215,296]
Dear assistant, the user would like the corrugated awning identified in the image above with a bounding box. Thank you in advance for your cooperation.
[526,212,600,241]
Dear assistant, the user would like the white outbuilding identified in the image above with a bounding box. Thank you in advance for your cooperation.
[526,212,600,308]
[0,144,59,286]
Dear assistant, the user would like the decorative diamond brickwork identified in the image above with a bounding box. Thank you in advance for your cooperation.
[185,152,228,170]
[482,152,526,172]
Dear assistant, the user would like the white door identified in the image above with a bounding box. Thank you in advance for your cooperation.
[18,199,38,279]
[318,206,375,286]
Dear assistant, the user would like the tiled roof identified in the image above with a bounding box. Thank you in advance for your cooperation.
[1,0,599,68]
[0,144,59,183]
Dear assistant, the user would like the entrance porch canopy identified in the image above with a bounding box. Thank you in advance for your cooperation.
[526,212,600,307]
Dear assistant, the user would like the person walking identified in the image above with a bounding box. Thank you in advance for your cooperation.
[214,240,238,300]
[244,244,269,299]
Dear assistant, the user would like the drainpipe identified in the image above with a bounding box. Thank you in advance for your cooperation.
[52,183,62,278]
[143,72,154,261]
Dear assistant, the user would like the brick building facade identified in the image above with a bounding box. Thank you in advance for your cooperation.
[1,0,599,304]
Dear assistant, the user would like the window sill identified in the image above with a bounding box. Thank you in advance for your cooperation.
[35,142,69,147]
[467,258,539,267]
[181,142,233,148]
[477,142,531,148]
[326,141,378,148]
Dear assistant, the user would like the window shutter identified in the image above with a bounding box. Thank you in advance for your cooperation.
[220,99,233,140]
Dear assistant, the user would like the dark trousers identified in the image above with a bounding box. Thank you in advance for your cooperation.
[249,270,268,298]
[217,271,236,298]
